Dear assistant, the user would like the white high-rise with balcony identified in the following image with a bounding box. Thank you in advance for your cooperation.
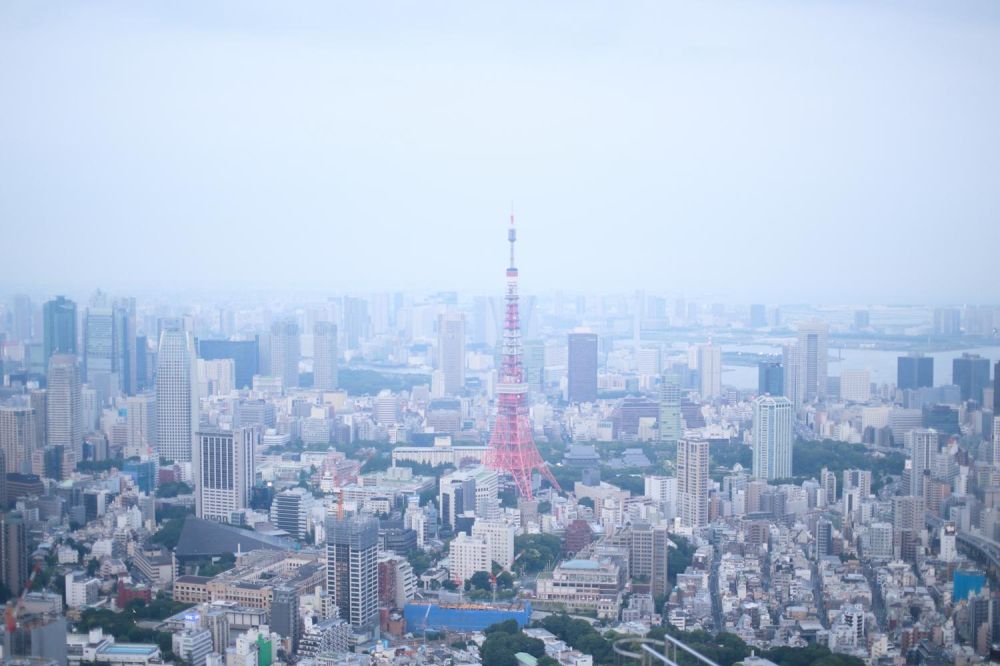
[752,395,793,480]
[677,438,709,528]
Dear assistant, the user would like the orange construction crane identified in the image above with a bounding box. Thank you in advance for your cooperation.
[6,560,43,632]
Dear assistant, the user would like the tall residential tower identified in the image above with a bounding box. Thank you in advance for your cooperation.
[752,395,793,480]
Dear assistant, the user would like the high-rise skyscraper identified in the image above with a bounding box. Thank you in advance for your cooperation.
[752,395,793,480]
[897,353,933,391]
[436,313,466,395]
[195,427,257,522]
[782,343,800,405]
[677,437,709,528]
[325,514,379,637]
[114,298,138,396]
[749,304,767,328]
[155,328,199,464]
[567,332,598,403]
[758,358,783,396]
[270,320,301,390]
[125,392,157,459]
[343,297,370,350]
[0,512,29,597]
[313,321,339,391]
[907,428,938,498]
[0,405,38,475]
[820,467,837,507]
[83,297,138,396]
[522,339,545,394]
[658,372,682,446]
[796,321,828,403]
[953,353,990,403]
[46,354,82,461]
[697,343,722,399]
[42,296,77,363]
[992,416,1000,469]
[83,305,117,399]
[994,360,1000,414]
[815,518,833,557]
[9,294,33,343]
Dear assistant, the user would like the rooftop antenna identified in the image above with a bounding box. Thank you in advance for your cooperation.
[508,202,516,269]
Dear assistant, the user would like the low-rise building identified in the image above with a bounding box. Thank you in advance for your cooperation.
[536,559,622,612]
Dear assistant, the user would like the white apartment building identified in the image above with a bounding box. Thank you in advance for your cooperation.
[471,520,515,570]
[448,533,490,583]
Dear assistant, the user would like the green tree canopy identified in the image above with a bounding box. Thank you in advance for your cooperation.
[515,533,562,573]
[480,621,544,666]
[466,570,493,592]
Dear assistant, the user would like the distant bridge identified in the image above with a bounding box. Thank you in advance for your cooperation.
[927,515,1000,580]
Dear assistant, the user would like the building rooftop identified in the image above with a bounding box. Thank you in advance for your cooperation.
[561,559,600,570]
[174,517,294,559]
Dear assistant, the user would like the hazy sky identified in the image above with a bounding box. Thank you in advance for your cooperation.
[2,1,999,303]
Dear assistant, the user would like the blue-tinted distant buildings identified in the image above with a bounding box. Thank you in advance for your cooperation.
[897,353,933,391]
[42,296,76,363]
[567,332,598,403]
[758,359,783,396]
[953,353,990,403]
[198,339,259,390]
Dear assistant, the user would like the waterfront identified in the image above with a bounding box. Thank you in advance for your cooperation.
[720,343,1000,390]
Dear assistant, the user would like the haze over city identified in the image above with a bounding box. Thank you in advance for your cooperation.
[2,1,1000,301]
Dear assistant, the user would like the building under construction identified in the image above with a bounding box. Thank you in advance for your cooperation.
[403,600,531,633]
[325,513,379,642]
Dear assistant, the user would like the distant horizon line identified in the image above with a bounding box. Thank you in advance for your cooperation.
[0,288,995,310]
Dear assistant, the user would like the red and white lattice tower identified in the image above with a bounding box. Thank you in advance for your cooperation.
[483,214,561,500]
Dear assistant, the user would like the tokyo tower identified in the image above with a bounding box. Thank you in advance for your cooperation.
[483,214,561,500]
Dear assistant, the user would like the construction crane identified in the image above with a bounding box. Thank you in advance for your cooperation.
[490,550,525,603]
[5,560,44,632]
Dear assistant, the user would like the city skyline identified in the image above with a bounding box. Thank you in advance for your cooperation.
[3,3,1000,663]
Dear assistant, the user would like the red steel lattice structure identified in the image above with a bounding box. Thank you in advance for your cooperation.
[483,214,561,500]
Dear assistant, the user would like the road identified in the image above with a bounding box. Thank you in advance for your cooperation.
[811,560,828,629]
[863,562,887,631]
[530,610,599,626]
[709,545,723,632]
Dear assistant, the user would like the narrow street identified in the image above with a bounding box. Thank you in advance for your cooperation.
[710,544,723,632]
[863,562,887,631]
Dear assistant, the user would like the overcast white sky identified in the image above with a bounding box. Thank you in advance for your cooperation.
[1,1,998,303]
